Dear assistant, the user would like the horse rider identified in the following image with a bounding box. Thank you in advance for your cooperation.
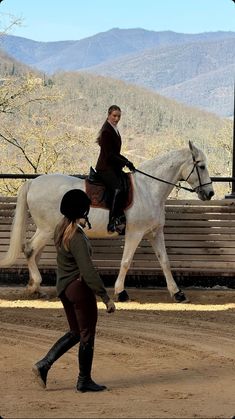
[95,105,135,234]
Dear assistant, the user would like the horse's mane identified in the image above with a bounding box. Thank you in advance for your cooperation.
[138,145,206,173]
[138,147,190,172]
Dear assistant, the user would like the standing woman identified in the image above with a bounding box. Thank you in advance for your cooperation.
[95,105,135,233]
[33,189,115,392]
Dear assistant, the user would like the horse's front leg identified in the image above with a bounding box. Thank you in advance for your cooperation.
[147,228,188,303]
[114,231,143,302]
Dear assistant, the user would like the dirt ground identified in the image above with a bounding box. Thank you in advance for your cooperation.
[0,286,235,419]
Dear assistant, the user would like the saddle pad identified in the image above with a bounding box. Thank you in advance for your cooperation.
[85,173,134,210]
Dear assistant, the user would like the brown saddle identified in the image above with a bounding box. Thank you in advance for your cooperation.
[85,172,134,210]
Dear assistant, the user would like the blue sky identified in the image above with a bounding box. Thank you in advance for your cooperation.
[1,0,235,42]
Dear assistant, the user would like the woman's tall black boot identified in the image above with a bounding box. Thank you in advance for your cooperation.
[76,338,107,392]
[107,188,126,233]
[32,331,80,388]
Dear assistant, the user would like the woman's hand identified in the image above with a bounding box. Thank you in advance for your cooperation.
[126,160,136,172]
[105,299,116,313]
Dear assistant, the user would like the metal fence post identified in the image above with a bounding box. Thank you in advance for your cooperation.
[225,81,235,199]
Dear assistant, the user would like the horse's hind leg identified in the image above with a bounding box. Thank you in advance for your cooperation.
[23,229,52,296]
[147,229,188,302]
[114,231,143,301]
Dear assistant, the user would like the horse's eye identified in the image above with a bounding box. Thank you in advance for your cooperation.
[199,165,205,170]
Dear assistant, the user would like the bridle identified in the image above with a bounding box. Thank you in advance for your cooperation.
[134,152,213,194]
[183,153,213,193]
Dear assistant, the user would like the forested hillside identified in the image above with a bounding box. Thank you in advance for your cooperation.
[0,60,233,198]
[85,37,235,117]
[1,29,235,116]
[0,49,33,76]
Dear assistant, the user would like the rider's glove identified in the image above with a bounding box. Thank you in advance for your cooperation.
[126,160,136,172]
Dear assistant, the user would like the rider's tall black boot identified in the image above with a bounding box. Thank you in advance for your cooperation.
[32,331,80,388]
[107,188,126,233]
[76,338,107,392]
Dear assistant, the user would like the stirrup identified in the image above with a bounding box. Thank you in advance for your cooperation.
[107,216,126,234]
[116,223,126,235]
[107,218,116,233]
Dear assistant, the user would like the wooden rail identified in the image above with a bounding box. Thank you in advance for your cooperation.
[1,197,235,280]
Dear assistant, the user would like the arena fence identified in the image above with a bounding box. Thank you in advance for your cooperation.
[1,196,235,288]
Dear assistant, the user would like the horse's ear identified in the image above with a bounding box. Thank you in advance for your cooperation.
[189,140,199,159]
[189,140,193,151]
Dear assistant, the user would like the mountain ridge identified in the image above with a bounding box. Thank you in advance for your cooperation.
[1,28,235,116]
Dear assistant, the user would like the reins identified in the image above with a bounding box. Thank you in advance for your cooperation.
[134,168,195,192]
[134,153,213,194]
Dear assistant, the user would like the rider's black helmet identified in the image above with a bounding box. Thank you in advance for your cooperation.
[60,189,91,222]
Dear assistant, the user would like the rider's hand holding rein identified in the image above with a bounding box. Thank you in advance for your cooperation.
[126,160,136,172]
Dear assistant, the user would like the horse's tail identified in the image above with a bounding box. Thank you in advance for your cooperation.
[0,180,32,266]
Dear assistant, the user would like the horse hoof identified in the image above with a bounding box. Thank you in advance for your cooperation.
[117,290,130,302]
[25,289,48,300]
[173,290,189,303]
[38,291,49,300]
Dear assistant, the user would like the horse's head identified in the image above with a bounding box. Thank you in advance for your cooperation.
[180,141,214,201]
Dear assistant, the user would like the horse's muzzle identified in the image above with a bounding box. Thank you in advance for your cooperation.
[197,188,214,201]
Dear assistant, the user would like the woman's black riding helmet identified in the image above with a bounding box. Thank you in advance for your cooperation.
[60,189,91,228]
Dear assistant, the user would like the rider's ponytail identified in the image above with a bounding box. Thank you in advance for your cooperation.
[54,218,77,251]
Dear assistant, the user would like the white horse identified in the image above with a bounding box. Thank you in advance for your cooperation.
[0,141,214,302]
